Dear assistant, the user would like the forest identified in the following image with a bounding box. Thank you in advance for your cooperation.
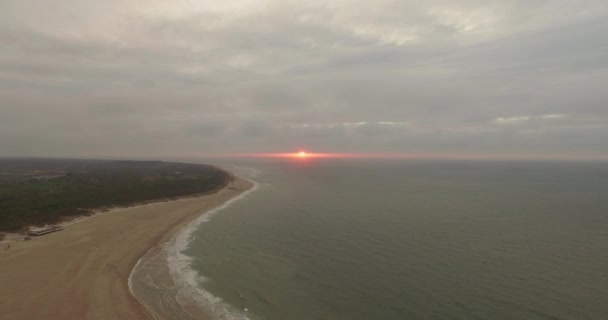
[0,158,230,232]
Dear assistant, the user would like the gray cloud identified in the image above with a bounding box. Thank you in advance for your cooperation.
[1,0,607,159]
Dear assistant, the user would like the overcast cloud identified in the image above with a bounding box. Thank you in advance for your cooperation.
[1,0,608,159]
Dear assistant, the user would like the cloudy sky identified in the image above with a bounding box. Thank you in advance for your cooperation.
[1,0,608,160]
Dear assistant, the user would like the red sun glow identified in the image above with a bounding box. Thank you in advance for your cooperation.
[229,151,430,159]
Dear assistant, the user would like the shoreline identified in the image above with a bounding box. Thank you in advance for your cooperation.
[0,170,254,320]
[129,174,259,320]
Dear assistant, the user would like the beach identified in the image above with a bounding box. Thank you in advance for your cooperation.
[0,174,253,320]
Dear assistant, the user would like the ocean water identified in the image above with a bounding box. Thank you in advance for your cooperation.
[134,159,608,320]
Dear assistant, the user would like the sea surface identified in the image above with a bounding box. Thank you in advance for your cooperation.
[132,159,608,320]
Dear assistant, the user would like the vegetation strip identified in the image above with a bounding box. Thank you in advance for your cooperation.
[0,158,229,232]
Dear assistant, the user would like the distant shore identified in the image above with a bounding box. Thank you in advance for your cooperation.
[0,169,253,320]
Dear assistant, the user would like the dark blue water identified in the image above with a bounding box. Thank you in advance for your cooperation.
[186,159,608,320]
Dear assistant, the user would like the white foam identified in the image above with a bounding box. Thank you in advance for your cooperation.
[164,176,261,320]
[129,253,164,320]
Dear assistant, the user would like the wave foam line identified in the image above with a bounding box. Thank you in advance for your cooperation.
[168,176,260,320]
[128,173,261,320]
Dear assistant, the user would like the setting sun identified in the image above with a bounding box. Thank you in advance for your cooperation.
[298,151,307,157]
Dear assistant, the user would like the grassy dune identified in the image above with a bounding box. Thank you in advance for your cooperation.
[0,158,229,232]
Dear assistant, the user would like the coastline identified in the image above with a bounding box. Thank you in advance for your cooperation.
[129,174,259,320]
[0,170,253,320]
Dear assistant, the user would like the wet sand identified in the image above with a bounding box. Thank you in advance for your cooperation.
[0,175,253,320]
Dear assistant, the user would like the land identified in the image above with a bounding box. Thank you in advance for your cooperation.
[0,158,229,232]
[0,170,253,320]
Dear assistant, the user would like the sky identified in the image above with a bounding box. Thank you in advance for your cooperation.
[1,0,608,160]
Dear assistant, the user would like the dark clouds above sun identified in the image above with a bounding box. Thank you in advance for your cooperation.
[1,0,608,159]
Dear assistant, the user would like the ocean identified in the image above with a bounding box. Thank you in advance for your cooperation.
[131,159,608,320]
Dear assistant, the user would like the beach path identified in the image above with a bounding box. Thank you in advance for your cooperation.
[0,176,252,320]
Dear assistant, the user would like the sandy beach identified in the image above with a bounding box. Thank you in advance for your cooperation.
[0,174,253,320]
